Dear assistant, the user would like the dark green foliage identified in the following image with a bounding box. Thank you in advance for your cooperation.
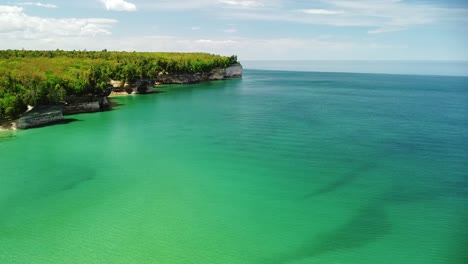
[0,49,238,119]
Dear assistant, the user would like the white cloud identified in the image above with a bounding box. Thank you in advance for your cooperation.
[0,1,465,60]
[101,0,136,12]
[137,0,276,10]
[194,39,238,44]
[218,0,264,8]
[299,9,344,15]
[0,5,117,40]
[18,2,58,8]
[0,24,447,60]
[321,0,468,33]
[367,27,402,34]
[216,0,468,34]
[10,33,354,59]
[137,0,214,10]
[224,28,238,33]
[128,0,467,34]
[368,42,407,49]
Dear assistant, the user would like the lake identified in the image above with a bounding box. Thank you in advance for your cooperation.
[1,68,467,263]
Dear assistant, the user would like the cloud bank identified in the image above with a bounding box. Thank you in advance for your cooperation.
[18,2,58,8]
[101,0,137,12]
[0,5,117,40]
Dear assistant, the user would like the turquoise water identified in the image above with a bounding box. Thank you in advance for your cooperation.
[1,70,467,263]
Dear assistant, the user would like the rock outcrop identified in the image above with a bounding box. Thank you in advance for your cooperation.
[110,79,154,94]
[225,63,243,78]
[63,96,109,115]
[16,105,64,129]
[13,96,110,129]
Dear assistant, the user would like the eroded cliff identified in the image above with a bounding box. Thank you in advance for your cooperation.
[110,63,243,94]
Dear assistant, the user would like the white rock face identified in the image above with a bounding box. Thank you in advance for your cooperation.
[109,63,243,87]
[110,79,122,88]
[225,63,243,78]
[63,101,100,115]
[209,68,226,80]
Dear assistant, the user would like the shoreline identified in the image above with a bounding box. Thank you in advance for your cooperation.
[0,120,16,131]
[0,64,243,131]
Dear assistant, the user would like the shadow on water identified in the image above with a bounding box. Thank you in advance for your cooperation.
[0,165,97,239]
[264,204,391,264]
[287,136,468,263]
[26,118,81,129]
[148,90,165,94]
[288,150,467,263]
[453,211,468,264]
[109,100,125,109]
[1,164,96,209]
[40,165,96,197]
[382,170,468,205]
[0,131,17,142]
[303,162,376,199]
[302,133,465,202]
[379,136,438,158]
[60,174,94,192]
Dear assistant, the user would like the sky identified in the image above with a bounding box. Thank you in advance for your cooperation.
[0,0,467,60]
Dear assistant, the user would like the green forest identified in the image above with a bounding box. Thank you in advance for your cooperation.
[0,50,238,120]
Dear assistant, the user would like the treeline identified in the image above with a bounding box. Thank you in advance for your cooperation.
[0,50,238,119]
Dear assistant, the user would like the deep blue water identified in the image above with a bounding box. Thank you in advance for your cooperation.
[243,60,468,77]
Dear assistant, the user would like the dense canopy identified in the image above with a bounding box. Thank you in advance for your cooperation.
[0,50,238,119]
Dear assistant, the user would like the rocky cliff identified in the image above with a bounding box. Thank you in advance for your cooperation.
[63,96,109,115]
[157,63,243,84]
[13,96,110,129]
[225,63,243,78]
[110,63,243,94]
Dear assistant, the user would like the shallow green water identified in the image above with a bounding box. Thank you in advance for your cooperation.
[1,70,467,263]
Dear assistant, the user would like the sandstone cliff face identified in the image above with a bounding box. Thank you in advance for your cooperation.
[110,63,243,94]
[63,101,100,115]
[110,79,154,94]
[156,72,204,84]
[16,106,64,129]
[209,68,226,80]
[225,63,243,78]
[157,63,243,84]
[62,96,109,115]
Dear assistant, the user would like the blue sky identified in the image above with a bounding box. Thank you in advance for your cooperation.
[0,0,467,60]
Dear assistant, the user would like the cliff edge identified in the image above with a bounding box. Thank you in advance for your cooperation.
[111,63,243,94]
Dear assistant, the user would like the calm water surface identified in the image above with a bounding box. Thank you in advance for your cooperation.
[243,60,468,76]
[1,70,467,263]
